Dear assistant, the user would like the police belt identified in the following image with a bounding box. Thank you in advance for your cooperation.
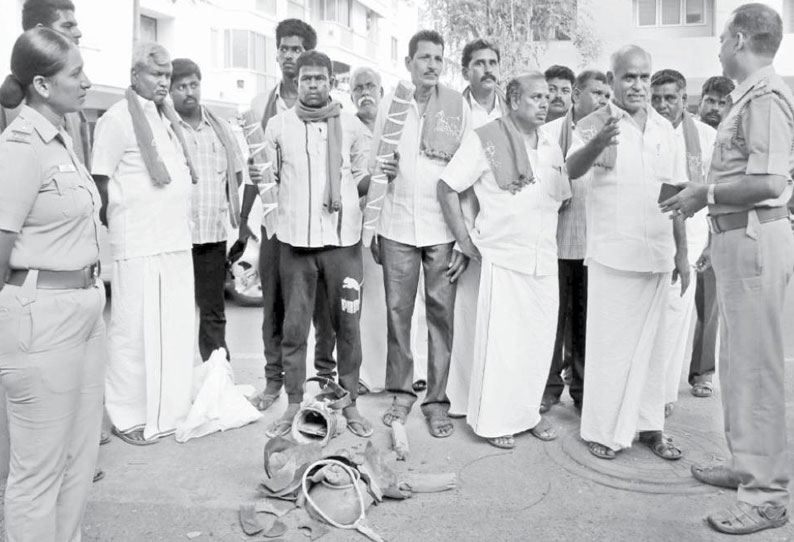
[6,263,100,290]
[707,206,789,234]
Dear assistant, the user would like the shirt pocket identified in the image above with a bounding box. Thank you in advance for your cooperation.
[49,171,94,219]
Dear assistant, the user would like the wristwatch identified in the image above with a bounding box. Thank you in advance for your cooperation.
[707,184,716,205]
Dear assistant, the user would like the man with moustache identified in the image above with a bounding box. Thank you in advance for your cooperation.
[261,50,373,439]
[567,45,689,461]
[545,65,575,123]
[698,76,735,129]
[661,4,794,534]
[438,72,569,448]
[447,38,507,417]
[92,42,197,444]
[650,69,715,416]
[374,30,471,437]
[239,20,337,412]
[539,70,609,414]
[686,75,734,400]
[170,58,245,362]
[350,67,381,132]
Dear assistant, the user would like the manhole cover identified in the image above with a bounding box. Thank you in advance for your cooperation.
[459,451,551,510]
[545,425,730,495]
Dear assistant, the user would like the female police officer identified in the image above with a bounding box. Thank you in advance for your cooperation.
[0,27,104,541]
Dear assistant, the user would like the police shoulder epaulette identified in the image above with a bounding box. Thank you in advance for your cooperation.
[749,78,773,99]
[5,120,34,144]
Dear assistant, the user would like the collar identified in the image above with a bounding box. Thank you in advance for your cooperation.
[729,64,776,104]
[177,106,211,130]
[17,104,60,143]
[609,100,666,130]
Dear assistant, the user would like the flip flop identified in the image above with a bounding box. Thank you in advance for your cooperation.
[412,379,427,392]
[111,427,158,446]
[691,463,740,489]
[93,469,105,483]
[347,418,374,438]
[264,419,293,439]
[588,441,616,460]
[639,431,682,460]
[707,502,788,535]
[487,435,515,449]
[425,410,454,438]
[99,431,111,445]
[250,390,280,412]
[529,419,558,441]
[691,381,713,398]
[382,399,411,427]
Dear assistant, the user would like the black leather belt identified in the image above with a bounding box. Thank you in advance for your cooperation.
[707,207,789,234]
[6,263,100,290]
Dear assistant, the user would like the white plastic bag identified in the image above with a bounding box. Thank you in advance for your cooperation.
[175,348,262,443]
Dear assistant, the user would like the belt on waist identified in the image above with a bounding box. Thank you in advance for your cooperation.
[5,263,100,290]
[707,207,789,234]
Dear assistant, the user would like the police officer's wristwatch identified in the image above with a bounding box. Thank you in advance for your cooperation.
[707,184,716,205]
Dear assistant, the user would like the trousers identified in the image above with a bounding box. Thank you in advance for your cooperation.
[193,241,228,361]
[0,271,106,542]
[259,227,336,389]
[379,237,456,411]
[688,266,718,383]
[711,217,794,508]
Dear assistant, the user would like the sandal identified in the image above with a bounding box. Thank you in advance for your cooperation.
[691,463,740,489]
[587,441,616,460]
[638,431,682,460]
[250,390,280,412]
[381,398,411,427]
[111,427,158,446]
[412,379,427,392]
[344,406,374,438]
[93,469,105,483]
[487,435,515,449]
[707,502,788,535]
[425,409,454,438]
[529,417,557,441]
[664,402,674,418]
[264,419,293,439]
[691,381,713,398]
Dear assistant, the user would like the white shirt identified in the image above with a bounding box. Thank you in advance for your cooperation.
[442,128,571,275]
[372,91,472,247]
[92,95,192,260]
[672,118,716,259]
[569,104,681,273]
[542,115,587,260]
[265,108,371,248]
[469,95,504,129]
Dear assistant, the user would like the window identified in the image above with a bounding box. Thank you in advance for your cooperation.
[140,15,158,42]
[256,0,277,15]
[210,29,221,69]
[316,0,352,26]
[223,29,269,72]
[784,0,794,33]
[391,37,398,62]
[636,0,705,26]
[288,0,306,19]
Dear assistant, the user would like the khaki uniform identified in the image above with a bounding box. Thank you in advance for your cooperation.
[707,65,794,509]
[0,106,106,542]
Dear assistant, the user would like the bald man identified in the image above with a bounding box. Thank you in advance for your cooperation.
[567,45,689,461]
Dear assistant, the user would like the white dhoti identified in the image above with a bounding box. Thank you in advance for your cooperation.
[359,248,427,391]
[106,251,195,439]
[580,261,670,451]
[448,259,481,416]
[467,259,557,438]
[659,279,697,404]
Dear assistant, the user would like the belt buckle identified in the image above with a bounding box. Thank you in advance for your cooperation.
[83,264,98,288]
[707,216,722,234]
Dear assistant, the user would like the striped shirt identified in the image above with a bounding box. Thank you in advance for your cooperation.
[542,115,587,260]
[264,107,371,248]
[179,108,244,244]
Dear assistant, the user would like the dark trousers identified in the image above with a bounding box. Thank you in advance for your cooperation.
[544,259,587,404]
[379,237,456,411]
[279,243,363,404]
[259,228,336,390]
[688,266,718,384]
[193,241,228,361]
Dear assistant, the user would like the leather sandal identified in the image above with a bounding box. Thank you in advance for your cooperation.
[691,463,740,489]
[690,381,713,398]
[381,398,411,427]
[487,435,515,449]
[707,502,788,535]
[587,441,616,460]
[639,431,682,460]
[529,418,558,441]
[425,409,454,438]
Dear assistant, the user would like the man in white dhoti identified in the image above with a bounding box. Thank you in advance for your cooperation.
[438,73,570,449]
[566,45,690,461]
[447,38,507,417]
[650,69,715,416]
[92,42,196,444]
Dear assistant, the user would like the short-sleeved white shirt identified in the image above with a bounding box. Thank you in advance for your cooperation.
[569,105,680,273]
[92,95,193,260]
[441,127,571,275]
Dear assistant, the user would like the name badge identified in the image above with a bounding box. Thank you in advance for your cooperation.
[58,163,77,173]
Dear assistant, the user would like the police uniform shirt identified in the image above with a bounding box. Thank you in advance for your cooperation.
[0,105,101,271]
[708,65,794,216]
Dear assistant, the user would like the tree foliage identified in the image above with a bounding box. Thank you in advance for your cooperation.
[424,0,601,77]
